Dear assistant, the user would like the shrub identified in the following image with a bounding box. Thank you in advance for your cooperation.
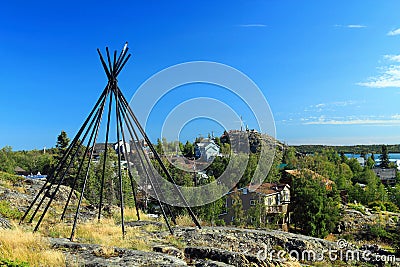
[368,201,400,213]
[0,172,24,184]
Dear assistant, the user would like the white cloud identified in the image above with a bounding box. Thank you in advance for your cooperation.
[388,28,400,36]
[303,115,400,126]
[307,100,358,112]
[347,24,367,28]
[391,114,400,119]
[334,24,367,28]
[238,24,267,27]
[384,54,400,62]
[357,65,400,88]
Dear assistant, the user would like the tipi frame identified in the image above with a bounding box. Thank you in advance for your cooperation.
[19,43,201,240]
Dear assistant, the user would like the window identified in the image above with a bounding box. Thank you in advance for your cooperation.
[243,188,248,195]
[250,199,256,206]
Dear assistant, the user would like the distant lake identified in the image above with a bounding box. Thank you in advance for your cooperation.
[345,153,400,162]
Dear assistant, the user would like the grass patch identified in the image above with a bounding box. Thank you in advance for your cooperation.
[0,258,30,267]
[0,228,65,267]
[41,217,152,251]
[175,214,200,226]
[162,235,185,249]
[0,171,24,184]
[0,200,22,220]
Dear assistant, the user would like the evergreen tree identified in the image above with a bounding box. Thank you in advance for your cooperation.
[155,138,163,155]
[183,141,194,158]
[379,145,390,168]
[56,130,70,150]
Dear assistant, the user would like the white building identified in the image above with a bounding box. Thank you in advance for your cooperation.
[195,139,220,162]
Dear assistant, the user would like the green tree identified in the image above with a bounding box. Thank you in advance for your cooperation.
[291,170,340,238]
[340,152,348,164]
[0,146,15,173]
[231,191,244,226]
[379,145,390,168]
[56,130,70,150]
[335,163,353,190]
[155,138,163,155]
[366,156,375,169]
[183,141,194,158]
[283,147,298,169]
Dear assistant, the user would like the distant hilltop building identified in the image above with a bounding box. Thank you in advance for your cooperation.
[194,138,220,162]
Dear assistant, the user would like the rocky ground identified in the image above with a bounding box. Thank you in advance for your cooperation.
[1,178,400,266]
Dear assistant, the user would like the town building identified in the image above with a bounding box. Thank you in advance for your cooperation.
[194,138,220,162]
[219,183,291,229]
[373,168,397,186]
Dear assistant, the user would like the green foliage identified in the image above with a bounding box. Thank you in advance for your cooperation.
[0,147,15,174]
[0,172,24,184]
[293,144,400,154]
[0,200,22,220]
[291,170,341,238]
[56,130,70,150]
[155,138,163,155]
[182,141,194,158]
[283,147,298,169]
[379,145,390,168]
[12,150,55,175]
[367,224,396,242]
[368,201,400,213]
[0,258,30,267]
[231,191,244,226]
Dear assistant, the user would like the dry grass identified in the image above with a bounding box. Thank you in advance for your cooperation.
[175,214,201,226]
[0,227,65,267]
[43,217,152,251]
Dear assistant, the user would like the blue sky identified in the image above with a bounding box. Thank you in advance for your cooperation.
[1,1,400,150]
